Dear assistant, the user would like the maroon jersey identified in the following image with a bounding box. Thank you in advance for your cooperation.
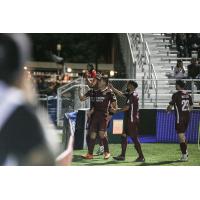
[124,91,139,122]
[169,90,193,124]
[85,89,98,108]
[93,88,117,113]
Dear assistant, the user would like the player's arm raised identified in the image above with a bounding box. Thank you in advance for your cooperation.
[110,105,129,114]
[78,87,89,102]
[108,83,124,97]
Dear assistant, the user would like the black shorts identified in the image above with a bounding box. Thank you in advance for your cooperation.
[89,112,108,133]
[123,119,139,137]
[175,116,190,134]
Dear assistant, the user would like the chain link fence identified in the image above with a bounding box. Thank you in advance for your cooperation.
[57,78,200,127]
[57,77,90,127]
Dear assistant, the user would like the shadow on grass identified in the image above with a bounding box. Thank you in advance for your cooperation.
[138,160,181,166]
[72,155,132,166]
[73,154,184,166]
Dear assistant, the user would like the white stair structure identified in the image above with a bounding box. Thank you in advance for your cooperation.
[129,33,199,109]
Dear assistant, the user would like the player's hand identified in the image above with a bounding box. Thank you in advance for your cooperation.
[106,115,112,121]
[110,108,117,114]
[108,83,113,89]
[166,105,172,113]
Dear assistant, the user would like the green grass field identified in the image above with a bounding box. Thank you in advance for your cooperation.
[72,143,200,166]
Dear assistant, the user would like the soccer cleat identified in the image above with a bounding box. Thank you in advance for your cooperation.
[179,153,188,162]
[96,146,104,156]
[81,153,93,159]
[104,152,111,159]
[113,155,125,161]
[135,157,145,162]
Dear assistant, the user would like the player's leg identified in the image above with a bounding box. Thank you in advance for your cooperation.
[113,120,128,161]
[129,121,145,162]
[130,135,145,162]
[82,116,98,159]
[178,133,188,161]
[176,120,189,161]
[99,131,110,159]
[81,131,97,159]
[96,134,104,156]
[96,114,113,155]
[86,132,90,148]
[113,133,127,161]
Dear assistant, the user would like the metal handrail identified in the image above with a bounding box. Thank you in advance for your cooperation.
[127,33,136,64]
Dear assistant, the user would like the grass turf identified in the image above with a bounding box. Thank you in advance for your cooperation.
[72,143,200,166]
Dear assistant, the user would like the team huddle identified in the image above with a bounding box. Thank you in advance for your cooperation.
[78,66,193,162]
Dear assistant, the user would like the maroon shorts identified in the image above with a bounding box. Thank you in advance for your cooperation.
[175,117,190,134]
[89,112,108,133]
[123,119,139,137]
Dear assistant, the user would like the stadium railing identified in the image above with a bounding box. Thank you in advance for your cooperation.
[109,78,200,109]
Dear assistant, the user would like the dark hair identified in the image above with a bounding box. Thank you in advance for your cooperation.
[127,80,138,88]
[0,34,31,85]
[87,63,94,71]
[176,80,185,88]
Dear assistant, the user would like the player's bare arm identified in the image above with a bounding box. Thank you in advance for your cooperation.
[189,105,193,112]
[78,87,88,101]
[108,83,124,97]
[85,76,94,88]
[111,105,129,113]
[87,107,94,118]
[167,104,173,112]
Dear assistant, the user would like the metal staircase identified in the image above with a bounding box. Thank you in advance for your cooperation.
[128,33,177,108]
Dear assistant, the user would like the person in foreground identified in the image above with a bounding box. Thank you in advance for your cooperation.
[0,34,73,166]
[167,80,193,162]
[110,81,145,162]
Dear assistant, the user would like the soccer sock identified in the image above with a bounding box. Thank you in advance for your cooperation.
[102,137,109,153]
[180,142,187,154]
[121,136,127,157]
[99,138,104,147]
[86,134,90,148]
[88,138,96,155]
[131,136,144,158]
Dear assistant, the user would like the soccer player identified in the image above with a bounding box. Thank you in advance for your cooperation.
[83,72,105,155]
[109,81,145,162]
[167,80,193,161]
[79,76,117,159]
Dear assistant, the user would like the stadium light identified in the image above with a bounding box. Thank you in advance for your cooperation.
[110,70,115,77]
[67,67,72,73]
[57,44,62,57]
[57,44,62,51]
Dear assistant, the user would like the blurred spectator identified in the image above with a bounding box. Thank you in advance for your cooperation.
[174,33,200,58]
[0,34,73,165]
[187,58,198,79]
[174,60,186,79]
[85,63,98,88]
[186,58,200,92]
[87,63,96,78]
[176,33,187,57]
[186,34,199,57]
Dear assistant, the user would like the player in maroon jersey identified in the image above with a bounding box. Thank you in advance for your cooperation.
[83,72,108,155]
[79,76,117,159]
[110,81,145,162]
[167,80,193,161]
